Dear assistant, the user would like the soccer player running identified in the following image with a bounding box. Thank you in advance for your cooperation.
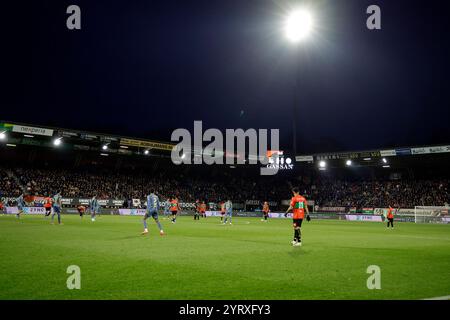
[386,206,398,229]
[90,195,100,222]
[285,187,310,247]
[223,199,233,225]
[142,190,164,236]
[44,194,52,217]
[170,197,180,223]
[51,191,62,225]
[16,193,25,219]
[77,205,86,219]
[261,201,270,222]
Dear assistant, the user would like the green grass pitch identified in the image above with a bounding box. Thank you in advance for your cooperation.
[0,214,449,300]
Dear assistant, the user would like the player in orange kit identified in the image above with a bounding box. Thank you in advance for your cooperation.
[261,201,270,222]
[386,206,398,229]
[285,187,310,247]
[44,195,52,217]
[200,201,207,218]
[170,197,180,223]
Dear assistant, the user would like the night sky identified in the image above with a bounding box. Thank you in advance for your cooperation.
[2,0,450,154]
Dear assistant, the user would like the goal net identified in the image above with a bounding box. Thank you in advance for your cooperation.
[414,206,450,224]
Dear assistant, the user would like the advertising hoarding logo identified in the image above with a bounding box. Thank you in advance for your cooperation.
[266,150,293,170]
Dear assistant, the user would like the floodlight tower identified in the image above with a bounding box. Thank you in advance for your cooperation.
[283,8,313,155]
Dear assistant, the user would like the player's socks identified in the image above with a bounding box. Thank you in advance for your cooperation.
[294,229,301,242]
[156,220,163,231]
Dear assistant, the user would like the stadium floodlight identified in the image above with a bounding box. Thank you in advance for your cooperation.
[53,138,62,146]
[346,160,352,166]
[382,158,388,164]
[0,131,6,140]
[319,160,326,168]
[144,150,149,155]
[284,9,313,43]
[102,144,108,150]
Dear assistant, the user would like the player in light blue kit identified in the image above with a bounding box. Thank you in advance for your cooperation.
[51,191,62,225]
[163,198,170,219]
[223,199,233,225]
[16,193,25,219]
[90,195,100,222]
[142,189,164,236]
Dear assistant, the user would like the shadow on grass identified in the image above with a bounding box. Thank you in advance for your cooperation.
[288,248,309,257]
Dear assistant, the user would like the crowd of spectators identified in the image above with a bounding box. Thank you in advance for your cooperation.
[0,167,449,208]
[5,167,290,203]
[310,178,450,208]
[0,168,21,198]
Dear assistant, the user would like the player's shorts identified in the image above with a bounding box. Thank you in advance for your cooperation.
[171,210,178,215]
[53,206,61,214]
[221,212,225,215]
[388,217,394,222]
[293,219,303,228]
[17,206,23,211]
[45,207,51,213]
[145,210,159,219]
[263,212,269,216]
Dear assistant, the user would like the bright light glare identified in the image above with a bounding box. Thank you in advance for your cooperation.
[0,132,6,140]
[346,160,352,166]
[144,150,149,155]
[284,9,313,43]
[53,138,62,146]
[319,160,326,168]
[102,145,108,150]
[382,158,388,163]
[181,153,186,159]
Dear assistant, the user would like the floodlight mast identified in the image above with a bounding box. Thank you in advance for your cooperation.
[283,9,313,156]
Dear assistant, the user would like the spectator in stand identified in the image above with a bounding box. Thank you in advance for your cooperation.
[0,167,448,209]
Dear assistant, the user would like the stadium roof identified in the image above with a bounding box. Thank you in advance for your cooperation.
[1,120,449,168]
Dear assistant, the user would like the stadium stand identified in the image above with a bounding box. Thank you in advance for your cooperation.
[1,165,448,208]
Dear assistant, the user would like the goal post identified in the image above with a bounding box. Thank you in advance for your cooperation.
[414,206,450,224]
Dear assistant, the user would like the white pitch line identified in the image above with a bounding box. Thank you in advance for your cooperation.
[423,295,450,300]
